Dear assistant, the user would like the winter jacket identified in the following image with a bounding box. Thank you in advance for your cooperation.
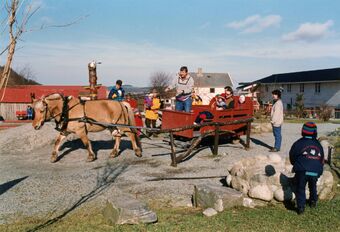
[108,87,125,101]
[289,137,324,176]
[271,99,283,127]
[170,75,194,100]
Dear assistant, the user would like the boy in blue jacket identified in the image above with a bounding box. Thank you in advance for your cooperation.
[289,122,324,214]
[108,80,125,101]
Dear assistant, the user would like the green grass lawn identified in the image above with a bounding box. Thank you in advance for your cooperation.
[2,191,340,232]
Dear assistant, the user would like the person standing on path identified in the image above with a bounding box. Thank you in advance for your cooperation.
[270,89,284,152]
[289,122,324,214]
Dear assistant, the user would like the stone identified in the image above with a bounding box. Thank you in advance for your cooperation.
[249,174,268,187]
[269,185,279,193]
[243,198,255,208]
[194,184,244,212]
[203,208,218,217]
[321,171,334,187]
[268,153,282,163]
[231,176,250,194]
[274,188,295,202]
[102,195,157,225]
[318,187,334,200]
[230,164,245,177]
[226,174,232,187]
[255,155,268,162]
[248,184,273,202]
[320,139,330,161]
[241,157,257,168]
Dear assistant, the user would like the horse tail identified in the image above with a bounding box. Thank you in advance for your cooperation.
[122,101,142,150]
[122,101,136,127]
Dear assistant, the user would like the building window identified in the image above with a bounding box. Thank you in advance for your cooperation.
[265,85,269,92]
[287,84,292,92]
[210,88,215,93]
[315,83,321,93]
[299,83,304,93]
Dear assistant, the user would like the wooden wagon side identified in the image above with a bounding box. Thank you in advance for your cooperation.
[161,96,254,166]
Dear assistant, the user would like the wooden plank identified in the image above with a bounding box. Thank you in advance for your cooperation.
[169,132,177,167]
[213,125,219,156]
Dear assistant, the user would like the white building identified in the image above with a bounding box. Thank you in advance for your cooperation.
[251,67,340,118]
[190,68,233,105]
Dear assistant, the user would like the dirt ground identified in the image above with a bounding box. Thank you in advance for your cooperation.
[0,122,338,224]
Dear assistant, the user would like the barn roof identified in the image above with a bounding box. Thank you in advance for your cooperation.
[255,67,340,84]
[0,85,108,103]
[190,72,233,88]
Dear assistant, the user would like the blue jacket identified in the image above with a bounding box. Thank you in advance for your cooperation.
[108,87,125,101]
[289,137,324,176]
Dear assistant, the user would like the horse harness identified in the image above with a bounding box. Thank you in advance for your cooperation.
[42,95,130,135]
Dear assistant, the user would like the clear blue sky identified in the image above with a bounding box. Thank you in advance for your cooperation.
[2,0,340,86]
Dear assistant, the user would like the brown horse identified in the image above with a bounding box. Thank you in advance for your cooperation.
[31,93,142,162]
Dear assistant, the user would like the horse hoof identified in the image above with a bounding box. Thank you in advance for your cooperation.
[110,151,118,158]
[135,148,142,158]
[87,156,96,162]
[51,155,58,163]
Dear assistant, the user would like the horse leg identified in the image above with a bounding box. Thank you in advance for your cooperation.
[110,135,121,158]
[126,130,142,157]
[77,131,96,162]
[51,133,66,163]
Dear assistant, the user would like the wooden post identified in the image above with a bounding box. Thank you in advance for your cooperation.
[246,121,251,149]
[169,132,177,167]
[213,125,219,156]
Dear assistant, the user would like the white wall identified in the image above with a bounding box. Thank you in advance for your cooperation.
[259,82,340,109]
[194,87,225,104]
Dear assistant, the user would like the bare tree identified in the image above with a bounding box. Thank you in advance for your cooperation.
[0,0,39,92]
[0,0,88,99]
[149,71,172,97]
[18,63,36,84]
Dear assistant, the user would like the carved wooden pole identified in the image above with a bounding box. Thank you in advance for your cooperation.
[88,62,98,100]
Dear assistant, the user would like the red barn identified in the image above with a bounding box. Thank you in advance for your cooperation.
[0,85,108,120]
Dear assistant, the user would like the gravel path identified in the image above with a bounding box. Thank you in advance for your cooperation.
[0,122,338,224]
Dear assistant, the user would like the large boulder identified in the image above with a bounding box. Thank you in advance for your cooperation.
[231,176,250,194]
[248,184,273,201]
[274,188,295,201]
[102,194,157,225]
[194,184,244,212]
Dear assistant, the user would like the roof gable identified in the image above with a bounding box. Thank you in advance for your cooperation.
[190,72,233,88]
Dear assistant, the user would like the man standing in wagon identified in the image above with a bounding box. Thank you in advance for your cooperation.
[167,66,194,112]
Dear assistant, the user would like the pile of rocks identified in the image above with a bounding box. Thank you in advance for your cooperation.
[226,154,335,204]
[251,122,272,134]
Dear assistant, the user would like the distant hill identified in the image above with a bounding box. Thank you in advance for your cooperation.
[0,66,40,86]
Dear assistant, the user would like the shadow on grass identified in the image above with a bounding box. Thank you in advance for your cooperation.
[27,162,128,232]
[0,176,28,196]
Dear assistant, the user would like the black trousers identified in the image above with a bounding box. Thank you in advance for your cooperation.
[295,171,318,209]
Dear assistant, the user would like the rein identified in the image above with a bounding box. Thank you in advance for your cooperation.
[42,94,81,132]
[41,95,139,135]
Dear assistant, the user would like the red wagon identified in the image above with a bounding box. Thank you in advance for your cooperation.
[161,96,254,166]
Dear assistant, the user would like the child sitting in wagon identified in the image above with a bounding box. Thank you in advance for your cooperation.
[216,94,227,110]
